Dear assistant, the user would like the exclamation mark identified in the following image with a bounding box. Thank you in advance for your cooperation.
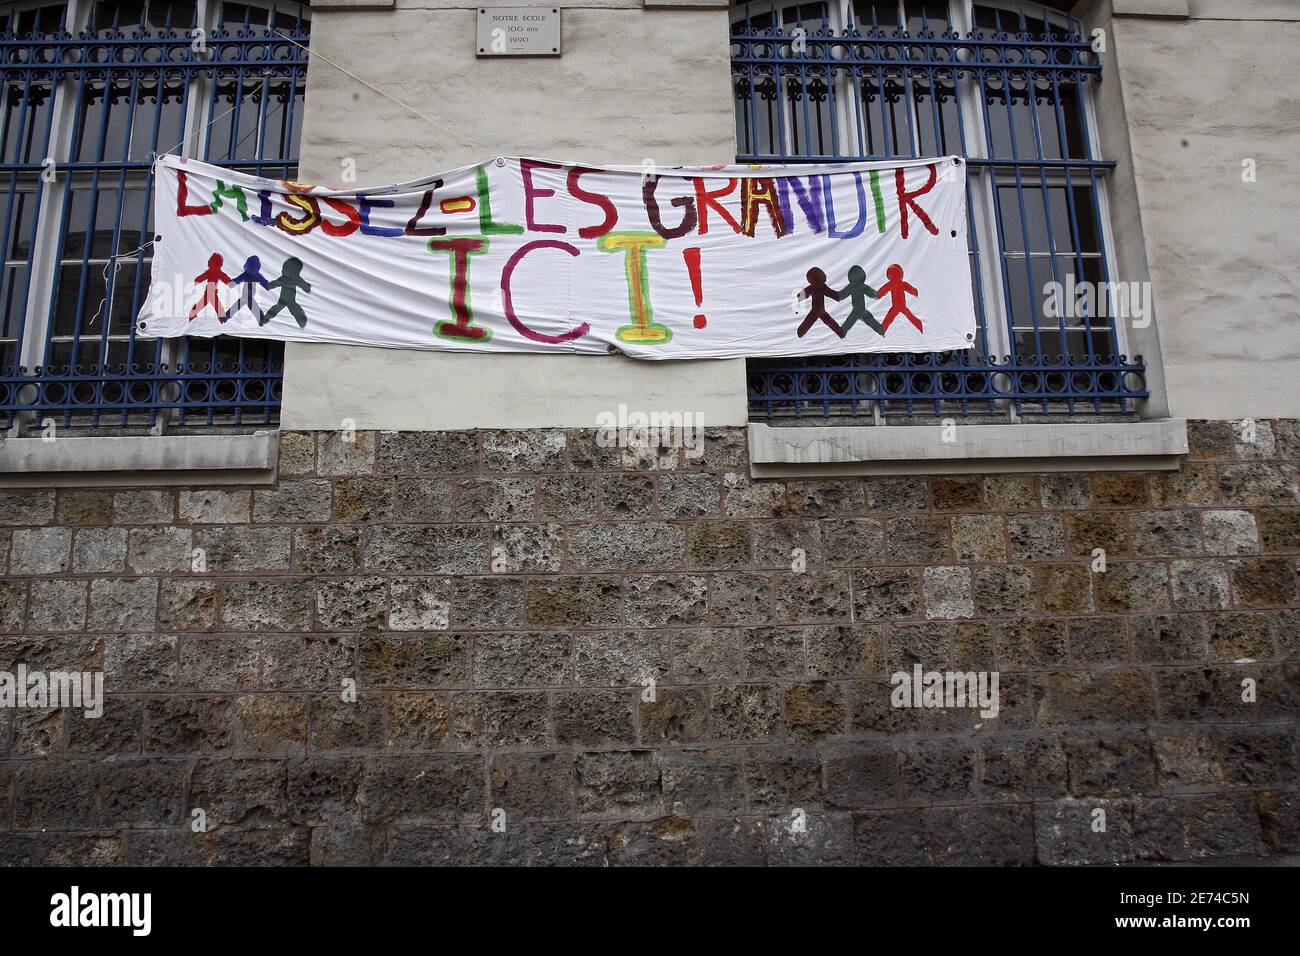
[683,246,706,329]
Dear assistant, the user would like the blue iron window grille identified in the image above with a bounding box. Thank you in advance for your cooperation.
[734,0,1148,421]
[0,0,308,432]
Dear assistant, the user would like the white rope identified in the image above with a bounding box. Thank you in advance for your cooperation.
[86,239,155,330]
[272,30,440,134]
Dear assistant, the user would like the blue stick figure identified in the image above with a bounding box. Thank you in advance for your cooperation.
[222,255,272,325]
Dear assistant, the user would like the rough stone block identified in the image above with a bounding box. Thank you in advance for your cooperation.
[89,577,157,631]
[852,568,920,620]
[378,431,479,475]
[1094,561,1169,612]
[456,477,536,521]
[574,630,670,686]
[10,527,72,574]
[126,527,193,573]
[293,527,361,573]
[886,516,952,563]
[315,577,387,632]
[1037,564,1094,614]
[527,576,622,628]
[489,752,575,820]
[483,429,566,472]
[392,478,453,521]
[553,690,635,745]
[220,580,312,632]
[1230,557,1297,608]
[575,751,662,820]
[923,566,974,620]
[449,692,549,748]
[951,514,1006,562]
[1129,509,1202,556]
[195,526,293,573]
[774,570,851,624]
[113,489,174,525]
[54,489,112,525]
[388,578,451,631]
[637,688,709,744]
[491,523,564,572]
[806,624,885,678]
[333,478,394,523]
[158,579,217,630]
[363,525,488,574]
[686,521,750,569]
[72,527,128,573]
[567,522,686,572]
[473,631,571,687]
[823,742,899,808]
[538,474,597,520]
[180,489,252,524]
[253,480,333,523]
[356,755,484,824]
[971,565,1034,616]
[710,684,783,740]
[358,633,469,687]
[1170,560,1231,610]
[317,431,376,476]
[1007,513,1065,561]
[660,473,722,518]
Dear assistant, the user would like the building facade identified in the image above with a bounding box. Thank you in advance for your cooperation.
[0,0,1297,865]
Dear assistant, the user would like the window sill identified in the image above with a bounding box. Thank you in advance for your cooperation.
[748,419,1188,477]
[0,432,279,487]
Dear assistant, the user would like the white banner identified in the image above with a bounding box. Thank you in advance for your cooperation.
[137,153,975,360]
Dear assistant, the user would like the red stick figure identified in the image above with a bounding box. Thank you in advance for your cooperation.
[877,263,923,333]
[796,267,845,338]
[187,253,231,322]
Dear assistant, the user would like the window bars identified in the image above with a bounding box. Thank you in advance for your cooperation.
[734,0,1147,421]
[0,0,308,432]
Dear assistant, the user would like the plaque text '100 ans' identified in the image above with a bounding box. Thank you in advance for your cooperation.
[477,7,562,57]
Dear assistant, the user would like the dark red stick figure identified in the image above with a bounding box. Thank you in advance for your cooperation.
[877,263,923,333]
[797,267,845,338]
[187,253,231,322]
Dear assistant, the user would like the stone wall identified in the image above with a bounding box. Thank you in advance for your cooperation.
[1,421,1298,865]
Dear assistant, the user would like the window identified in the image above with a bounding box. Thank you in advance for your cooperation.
[733,0,1147,422]
[0,0,308,432]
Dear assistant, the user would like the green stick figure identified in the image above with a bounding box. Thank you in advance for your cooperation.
[265,257,312,329]
[838,265,884,336]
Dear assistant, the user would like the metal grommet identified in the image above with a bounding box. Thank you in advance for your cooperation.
[494,157,507,167]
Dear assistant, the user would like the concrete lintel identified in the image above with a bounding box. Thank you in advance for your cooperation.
[749,419,1188,477]
[0,432,279,487]
[311,0,395,8]
[1112,0,1189,18]
[644,0,729,8]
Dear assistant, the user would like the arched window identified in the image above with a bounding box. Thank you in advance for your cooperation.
[0,0,309,431]
[734,0,1144,420]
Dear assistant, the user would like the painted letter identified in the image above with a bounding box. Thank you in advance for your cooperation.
[500,240,590,343]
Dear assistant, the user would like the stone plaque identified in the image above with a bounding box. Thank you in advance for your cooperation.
[476,7,562,57]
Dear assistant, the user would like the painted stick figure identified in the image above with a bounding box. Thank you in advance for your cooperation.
[264,257,312,329]
[878,263,923,333]
[186,253,231,322]
[222,255,272,325]
[796,267,845,338]
[838,265,883,336]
